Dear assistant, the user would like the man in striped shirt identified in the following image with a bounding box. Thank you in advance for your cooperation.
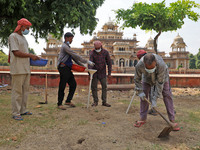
[57,32,94,110]
[89,41,112,107]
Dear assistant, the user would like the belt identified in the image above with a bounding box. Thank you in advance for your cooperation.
[59,62,66,67]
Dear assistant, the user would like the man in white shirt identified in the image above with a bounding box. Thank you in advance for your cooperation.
[8,18,40,121]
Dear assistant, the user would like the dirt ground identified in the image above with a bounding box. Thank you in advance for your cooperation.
[0,86,200,150]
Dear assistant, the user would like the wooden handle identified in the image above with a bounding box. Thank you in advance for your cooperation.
[144,98,174,127]
[45,73,48,103]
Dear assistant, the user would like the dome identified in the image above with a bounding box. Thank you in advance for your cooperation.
[147,37,154,45]
[173,34,185,44]
[145,37,154,49]
[171,34,186,48]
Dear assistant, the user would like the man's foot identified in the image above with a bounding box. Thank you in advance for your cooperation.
[134,120,146,127]
[13,115,23,121]
[148,108,157,116]
[170,121,180,131]
[65,102,76,107]
[57,105,67,110]
[91,102,98,107]
[102,102,111,107]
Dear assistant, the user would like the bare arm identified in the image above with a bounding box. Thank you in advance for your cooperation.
[12,50,40,60]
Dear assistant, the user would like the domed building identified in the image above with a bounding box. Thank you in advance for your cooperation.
[164,34,189,69]
[41,21,190,72]
[41,34,62,68]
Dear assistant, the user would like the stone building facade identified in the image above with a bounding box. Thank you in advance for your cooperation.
[41,20,189,71]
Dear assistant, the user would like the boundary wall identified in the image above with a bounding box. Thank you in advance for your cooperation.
[0,71,199,88]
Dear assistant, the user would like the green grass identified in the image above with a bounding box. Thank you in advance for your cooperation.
[75,102,85,107]
[77,119,88,125]
[145,143,166,150]
[0,91,58,146]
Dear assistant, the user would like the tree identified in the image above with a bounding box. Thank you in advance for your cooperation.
[0,50,9,66]
[28,48,36,55]
[0,0,105,47]
[115,0,200,54]
[195,48,200,69]
[189,53,196,69]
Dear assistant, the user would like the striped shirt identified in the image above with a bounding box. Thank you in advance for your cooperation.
[57,42,87,68]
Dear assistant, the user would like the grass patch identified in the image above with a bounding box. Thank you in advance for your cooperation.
[145,143,166,150]
[77,119,88,125]
[75,102,85,107]
[0,92,57,146]
[117,99,129,104]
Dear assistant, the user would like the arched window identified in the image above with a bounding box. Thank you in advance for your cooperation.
[50,60,53,65]
[119,58,125,67]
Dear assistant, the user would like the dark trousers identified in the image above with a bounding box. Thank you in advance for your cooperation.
[57,66,77,106]
[91,77,107,103]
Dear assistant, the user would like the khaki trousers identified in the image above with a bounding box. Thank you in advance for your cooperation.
[11,74,30,116]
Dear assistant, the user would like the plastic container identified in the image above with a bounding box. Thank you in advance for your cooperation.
[71,64,86,72]
[30,58,48,66]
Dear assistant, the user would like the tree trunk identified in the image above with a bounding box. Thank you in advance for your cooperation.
[154,31,162,54]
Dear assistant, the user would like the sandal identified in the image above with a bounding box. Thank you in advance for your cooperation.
[13,115,23,121]
[91,102,98,107]
[21,111,32,115]
[58,105,67,110]
[172,123,180,131]
[65,102,76,107]
[134,120,146,127]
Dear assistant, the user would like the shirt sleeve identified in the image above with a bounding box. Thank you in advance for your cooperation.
[134,62,143,94]
[88,51,94,69]
[9,34,19,51]
[106,51,112,75]
[64,44,87,64]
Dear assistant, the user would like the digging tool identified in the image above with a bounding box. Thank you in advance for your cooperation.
[144,97,176,138]
[126,91,136,114]
[86,69,97,108]
[39,73,48,104]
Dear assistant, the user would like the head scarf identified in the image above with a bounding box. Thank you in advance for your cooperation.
[94,41,102,48]
[136,50,147,59]
[14,18,32,32]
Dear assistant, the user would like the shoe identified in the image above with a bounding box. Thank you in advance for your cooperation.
[13,115,23,121]
[102,102,111,107]
[65,102,76,107]
[57,105,67,110]
[91,102,98,107]
[148,108,157,116]
[21,111,32,115]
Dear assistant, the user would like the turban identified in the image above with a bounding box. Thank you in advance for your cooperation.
[14,18,32,32]
[94,41,102,48]
[136,50,147,59]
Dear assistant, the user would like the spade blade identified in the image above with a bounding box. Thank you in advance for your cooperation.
[158,126,173,138]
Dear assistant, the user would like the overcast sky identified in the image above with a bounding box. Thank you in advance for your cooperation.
[3,0,200,55]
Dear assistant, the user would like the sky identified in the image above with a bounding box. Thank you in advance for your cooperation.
[3,0,200,55]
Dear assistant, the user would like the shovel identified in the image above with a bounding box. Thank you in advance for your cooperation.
[86,69,97,108]
[39,73,48,104]
[144,97,175,138]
